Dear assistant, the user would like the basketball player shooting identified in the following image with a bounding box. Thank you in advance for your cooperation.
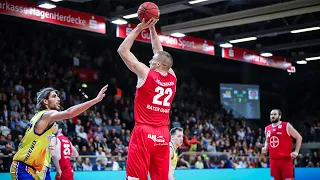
[10,85,108,180]
[262,109,303,180]
[117,19,177,180]
[169,128,184,180]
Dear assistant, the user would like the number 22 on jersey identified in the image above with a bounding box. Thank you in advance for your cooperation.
[152,86,173,107]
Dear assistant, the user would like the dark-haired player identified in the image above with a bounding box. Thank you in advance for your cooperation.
[262,109,302,180]
[53,122,79,180]
[10,85,108,180]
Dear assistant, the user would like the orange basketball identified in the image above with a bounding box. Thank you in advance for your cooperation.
[137,2,160,22]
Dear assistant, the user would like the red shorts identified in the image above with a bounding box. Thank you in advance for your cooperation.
[55,166,74,180]
[126,124,170,180]
[270,157,294,180]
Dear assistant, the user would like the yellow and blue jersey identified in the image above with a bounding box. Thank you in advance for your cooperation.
[170,142,178,172]
[11,110,55,180]
[37,135,56,180]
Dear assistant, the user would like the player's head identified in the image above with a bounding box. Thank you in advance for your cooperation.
[149,51,173,71]
[36,87,60,111]
[170,127,183,147]
[55,121,66,135]
[270,109,282,123]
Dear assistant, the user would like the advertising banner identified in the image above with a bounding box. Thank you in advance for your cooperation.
[222,46,292,70]
[0,0,106,34]
[116,24,214,55]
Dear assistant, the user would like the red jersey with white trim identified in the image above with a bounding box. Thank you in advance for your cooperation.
[265,121,293,159]
[134,70,177,127]
[58,135,72,169]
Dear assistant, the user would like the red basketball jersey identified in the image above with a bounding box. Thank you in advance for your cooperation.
[265,121,293,159]
[58,135,72,168]
[134,70,177,127]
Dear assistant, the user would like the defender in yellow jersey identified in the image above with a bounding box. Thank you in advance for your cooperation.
[36,133,57,180]
[169,127,183,180]
[10,85,108,180]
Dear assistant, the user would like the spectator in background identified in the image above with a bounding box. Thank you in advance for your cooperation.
[203,157,212,169]
[172,116,181,128]
[312,151,320,166]
[75,120,82,135]
[9,95,21,110]
[0,135,6,150]
[0,121,10,137]
[10,105,20,120]
[14,80,25,94]
[92,159,105,171]
[77,126,87,140]
[95,147,107,164]
[238,157,247,168]
[18,114,28,130]
[94,112,102,126]
[0,104,10,121]
[194,155,204,169]
[307,161,314,168]
[6,134,15,152]
[74,157,83,171]
[109,156,120,171]
[14,135,22,151]
[82,158,92,171]
[303,153,310,167]
[94,127,103,141]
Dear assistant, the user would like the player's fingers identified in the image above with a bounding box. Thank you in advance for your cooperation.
[151,19,157,26]
[147,18,153,24]
[102,84,108,91]
[149,19,157,28]
[103,84,109,91]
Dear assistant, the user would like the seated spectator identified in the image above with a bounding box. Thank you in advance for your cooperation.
[82,158,93,171]
[194,155,204,169]
[92,159,105,171]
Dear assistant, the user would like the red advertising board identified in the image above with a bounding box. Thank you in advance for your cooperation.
[0,0,106,34]
[116,24,214,55]
[71,67,99,82]
[222,46,292,70]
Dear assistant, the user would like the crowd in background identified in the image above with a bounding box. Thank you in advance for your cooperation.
[1,19,320,172]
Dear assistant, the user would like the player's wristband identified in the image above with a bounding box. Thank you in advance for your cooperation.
[292,152,298,156]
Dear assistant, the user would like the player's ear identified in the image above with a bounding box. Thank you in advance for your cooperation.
[43,99,48,106]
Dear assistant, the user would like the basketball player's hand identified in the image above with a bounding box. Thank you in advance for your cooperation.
[95,84,108,102]
[56,168,62,178]
[290,151,298,159]
[137,18,158,30]
[262,147,268,154]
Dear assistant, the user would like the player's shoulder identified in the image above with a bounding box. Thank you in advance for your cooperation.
[40,109,59,120]
[265,124,272,129]
[281,121,291,127]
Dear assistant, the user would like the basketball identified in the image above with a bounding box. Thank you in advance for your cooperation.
[137,2,160,22]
